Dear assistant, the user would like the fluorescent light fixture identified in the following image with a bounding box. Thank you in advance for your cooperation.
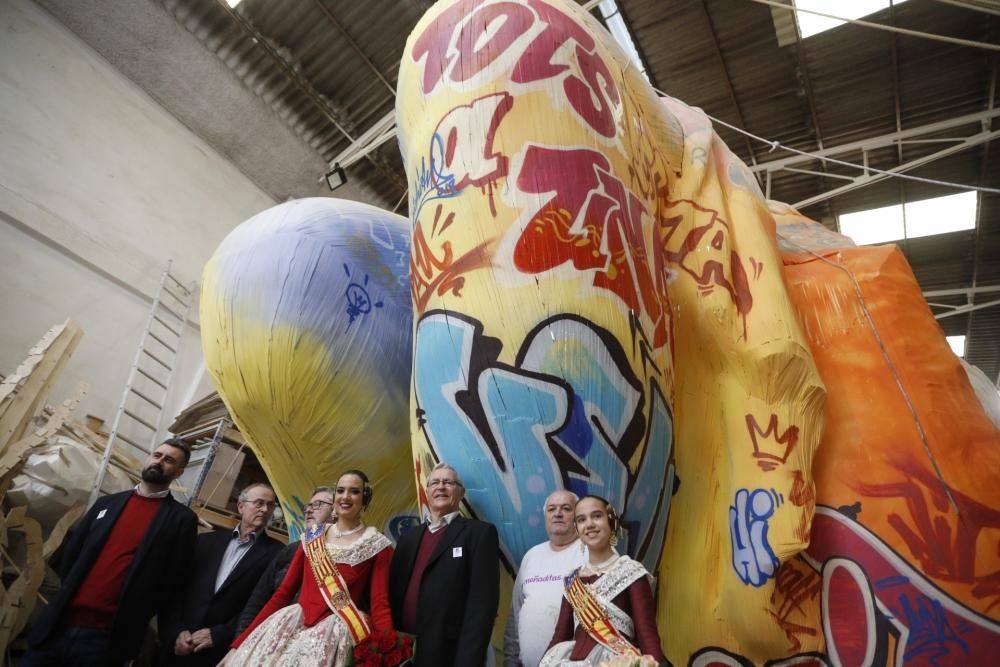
[946,335,966,358]
[598,0,650,83]
[838,191,977,246]
[796,0,910,39]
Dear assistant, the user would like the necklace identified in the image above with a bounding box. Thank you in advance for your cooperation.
[330,523,364,538]
[584,552,620,574]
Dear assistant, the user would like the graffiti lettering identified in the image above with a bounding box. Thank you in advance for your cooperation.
[411,0,620,137]
[803,506,1000,665]
[730,488,781,587]
[899,592,971,664]
[413,311,674,571]
[660,199,754,338]
[414,93,515,220]
[857,463,1000,613]
[512,144,672,349]
[770,560,822,652]
[409,209,492,314]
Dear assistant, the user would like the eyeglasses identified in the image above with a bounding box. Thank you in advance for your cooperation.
[305,499,334,510]
[245,499,277,510]
[427,478,462,489]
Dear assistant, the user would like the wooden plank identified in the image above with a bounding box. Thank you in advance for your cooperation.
[42,505,85,560]
[0,507,44,653]
[0,321,83,451]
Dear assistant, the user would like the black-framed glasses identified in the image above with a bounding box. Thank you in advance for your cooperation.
[305,499,334,510]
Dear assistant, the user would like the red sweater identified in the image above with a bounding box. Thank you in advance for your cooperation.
[233,541,394,647]
[67,493,163,629]
[548,573,666,661]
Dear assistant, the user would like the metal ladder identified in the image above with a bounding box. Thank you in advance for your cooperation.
[89,260,193,505]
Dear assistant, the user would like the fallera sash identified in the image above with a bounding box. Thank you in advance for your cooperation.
[302,525,372,644]
[564,569,641,658]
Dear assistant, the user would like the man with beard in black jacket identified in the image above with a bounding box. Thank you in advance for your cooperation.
[22,438,198,667]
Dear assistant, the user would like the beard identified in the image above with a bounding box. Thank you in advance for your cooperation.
[141,464,171,485]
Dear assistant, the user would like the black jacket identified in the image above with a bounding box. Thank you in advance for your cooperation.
[389,516,500,667]
[160,528,284,666]
[28,489,198,663]
[235,539,299,636]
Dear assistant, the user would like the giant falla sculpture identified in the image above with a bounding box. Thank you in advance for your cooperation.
[201,0,1000,664]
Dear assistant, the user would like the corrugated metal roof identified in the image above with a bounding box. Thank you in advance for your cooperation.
[158,0,999,381]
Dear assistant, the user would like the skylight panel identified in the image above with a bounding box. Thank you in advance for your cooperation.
[946,335,966,358]
[796,0,910,39]
[838,192,978,246]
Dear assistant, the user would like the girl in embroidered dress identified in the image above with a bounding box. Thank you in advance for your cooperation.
[539,496,666,667]
[218,470,394,667]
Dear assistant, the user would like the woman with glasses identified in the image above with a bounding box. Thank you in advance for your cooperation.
[220,470,394,666]
[539,495,665,667]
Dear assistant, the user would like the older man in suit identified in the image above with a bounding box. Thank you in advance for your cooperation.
[22,438,198,667]
[234,485,336,635]
[389,462,500,666]
[161,482,283,666]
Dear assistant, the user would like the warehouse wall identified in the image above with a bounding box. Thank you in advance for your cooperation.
[0,0,276,456]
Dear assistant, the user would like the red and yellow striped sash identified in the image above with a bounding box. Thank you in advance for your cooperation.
[565,572,641,657]
[304,532,372,644]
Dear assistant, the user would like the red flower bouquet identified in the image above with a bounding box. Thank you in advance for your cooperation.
[350,629,415,666]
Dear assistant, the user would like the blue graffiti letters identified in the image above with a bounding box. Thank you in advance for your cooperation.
[730,488,781,586]
[414,311,675,572]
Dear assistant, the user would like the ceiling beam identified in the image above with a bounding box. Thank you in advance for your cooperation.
[788,4,832,216]
[934,297,1000,320]
[309,0,396,97]
[966,16,997,356]
[751,109,1000,174]
[213,0,407,193]
[792,128,1000,209]
[923,285,1000,298]
[697,0,760,168]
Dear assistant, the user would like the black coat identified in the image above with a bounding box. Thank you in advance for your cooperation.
[28,490,198,663]
[235,540,299,636]
[160,528,284,666]
[389,516,500,667]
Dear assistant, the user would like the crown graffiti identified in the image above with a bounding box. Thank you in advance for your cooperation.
[745,413,800,472]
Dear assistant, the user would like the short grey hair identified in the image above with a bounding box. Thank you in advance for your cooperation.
[310,485,334,498]
[543,489,578,510]
[429,462,464,488]
[238,482,275,503]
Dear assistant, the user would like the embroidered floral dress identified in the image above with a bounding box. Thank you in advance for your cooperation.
[230,526,393,666]
[539,555,666,666]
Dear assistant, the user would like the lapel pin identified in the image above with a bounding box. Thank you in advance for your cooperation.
[452,546,463,558]
[97,509,107,520]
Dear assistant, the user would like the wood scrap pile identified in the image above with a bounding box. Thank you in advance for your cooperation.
[0,320,96,655]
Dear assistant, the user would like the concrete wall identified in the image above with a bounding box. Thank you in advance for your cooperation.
[0,0,276,457]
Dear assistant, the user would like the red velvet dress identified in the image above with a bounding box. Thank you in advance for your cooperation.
[230,528,393,666]
[545,561,666,664]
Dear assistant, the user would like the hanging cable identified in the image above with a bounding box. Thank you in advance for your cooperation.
[751,0,1000,52]
[652,84,1000,197]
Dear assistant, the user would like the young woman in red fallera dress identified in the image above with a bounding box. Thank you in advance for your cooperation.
[540,496,665,667]
[219,470,393,667]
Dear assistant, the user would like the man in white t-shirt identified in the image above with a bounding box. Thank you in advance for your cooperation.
[503,489,586,667]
